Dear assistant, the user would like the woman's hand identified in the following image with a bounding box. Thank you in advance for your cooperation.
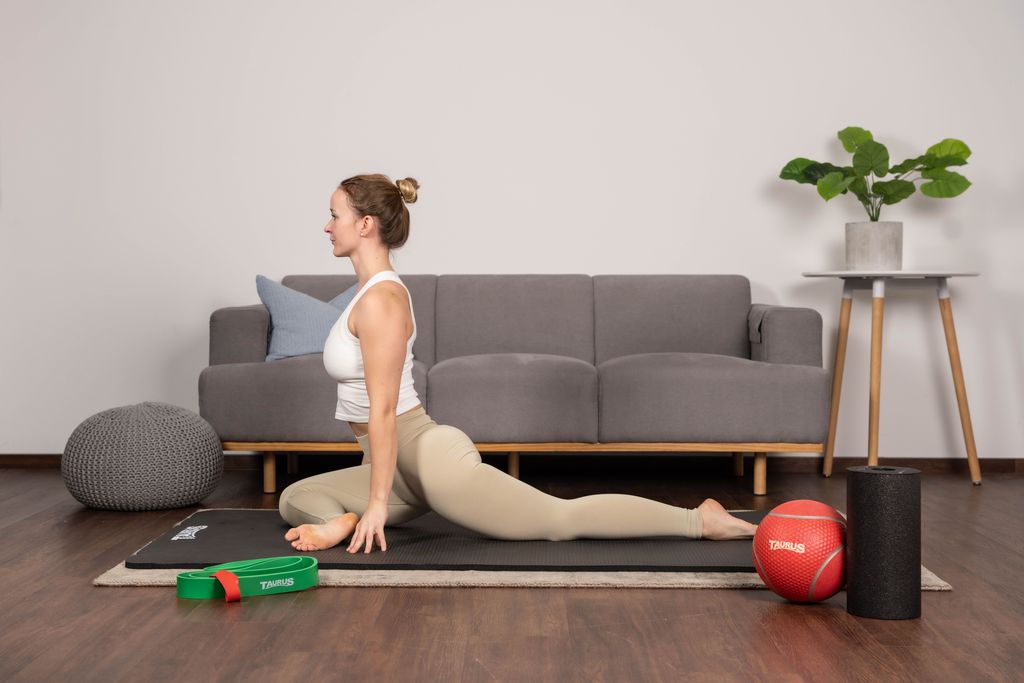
[348,500,388,554]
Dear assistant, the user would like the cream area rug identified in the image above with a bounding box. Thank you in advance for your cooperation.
[95,562,951,590]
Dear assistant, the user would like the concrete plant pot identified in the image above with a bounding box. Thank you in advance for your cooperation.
[845,221,903,270]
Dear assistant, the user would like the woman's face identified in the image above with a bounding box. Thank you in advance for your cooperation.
[324,189,363,256]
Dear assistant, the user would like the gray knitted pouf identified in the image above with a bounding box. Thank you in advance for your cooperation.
[61,402,224,511]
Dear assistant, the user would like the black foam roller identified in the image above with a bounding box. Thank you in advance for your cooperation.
[846,465,921,619]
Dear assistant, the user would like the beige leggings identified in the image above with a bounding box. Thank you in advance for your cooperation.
[278,406,703,540]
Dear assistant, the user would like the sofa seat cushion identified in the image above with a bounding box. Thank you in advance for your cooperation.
[598,353,830,443]
[427,353,598,442]
[199,355,429,442]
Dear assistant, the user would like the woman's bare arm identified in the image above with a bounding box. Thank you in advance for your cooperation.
[355,285,413,503]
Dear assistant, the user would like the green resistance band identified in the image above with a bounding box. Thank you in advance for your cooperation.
[177,556,319,602]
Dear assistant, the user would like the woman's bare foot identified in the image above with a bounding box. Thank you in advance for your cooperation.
[284,512,359,551]
[698,498,758,540]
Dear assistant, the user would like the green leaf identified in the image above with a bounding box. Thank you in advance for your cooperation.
[801,163,828,182]
[803,162,846,183]
[853,140,890,176]
[837,126,873,153]
[849,176,870,203]
[890,155,928,174]
[892,153,968,175]
[926,138,971,162]
[925,154,968,169]
[817,171,856,201]
[920,168,971,198]
[873,179,916,205]
[780,158,817,183]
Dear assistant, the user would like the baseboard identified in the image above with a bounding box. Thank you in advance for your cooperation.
[3,452,1022,474]
[0,453,277,471]
[763,455,1021,475]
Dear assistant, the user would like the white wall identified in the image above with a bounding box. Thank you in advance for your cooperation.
[2,0,1021,460]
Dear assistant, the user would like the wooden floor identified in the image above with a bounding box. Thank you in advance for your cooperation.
[2,455,1022,682]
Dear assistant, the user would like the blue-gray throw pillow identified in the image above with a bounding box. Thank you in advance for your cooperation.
[256,275,359,361]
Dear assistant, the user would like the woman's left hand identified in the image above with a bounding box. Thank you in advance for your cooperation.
[348,500,388,554]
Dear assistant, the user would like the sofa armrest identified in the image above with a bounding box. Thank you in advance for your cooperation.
[748,304,823,367]
[210,304,270,365]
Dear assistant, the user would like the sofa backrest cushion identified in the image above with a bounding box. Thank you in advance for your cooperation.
[435,274,594,364]
[594,275,751,364]
[281,274,437,366]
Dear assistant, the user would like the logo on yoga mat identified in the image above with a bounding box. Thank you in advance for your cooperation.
[171,525,208,541]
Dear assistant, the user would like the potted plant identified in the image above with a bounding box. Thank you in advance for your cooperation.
[779,127,972,270]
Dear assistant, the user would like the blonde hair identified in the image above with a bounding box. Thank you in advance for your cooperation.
[338,174,420,249]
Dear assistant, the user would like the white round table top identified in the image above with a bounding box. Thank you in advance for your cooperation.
[803,270,979,278]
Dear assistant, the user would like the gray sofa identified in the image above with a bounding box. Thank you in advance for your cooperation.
[199,274,830,495]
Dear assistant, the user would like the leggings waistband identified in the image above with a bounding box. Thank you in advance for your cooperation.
[398,405,428,422]
[355,406,437,450]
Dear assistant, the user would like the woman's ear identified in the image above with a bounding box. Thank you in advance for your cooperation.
[363,215,383,237]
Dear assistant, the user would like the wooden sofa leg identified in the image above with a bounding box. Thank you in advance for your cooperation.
[286,453,298,475]
[263,452,277,494]
[508,452,520,479]
[753,452,767,496]
[732,452,744,477]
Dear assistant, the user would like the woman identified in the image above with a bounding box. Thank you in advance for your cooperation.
[281,173,758,554]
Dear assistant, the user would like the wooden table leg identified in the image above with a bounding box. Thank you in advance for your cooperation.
[262,452,277,494]
[937,278,982,484]
[824,282,853,477]
[868,278,885,466]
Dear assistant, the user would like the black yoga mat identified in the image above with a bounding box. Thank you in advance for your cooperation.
[126,508,767,572]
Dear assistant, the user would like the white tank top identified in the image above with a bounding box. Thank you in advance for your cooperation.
[323,270,419,422]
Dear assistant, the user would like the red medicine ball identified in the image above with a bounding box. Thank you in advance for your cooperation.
[752,499,846,603]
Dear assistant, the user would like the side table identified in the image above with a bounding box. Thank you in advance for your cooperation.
[803,270,981,484]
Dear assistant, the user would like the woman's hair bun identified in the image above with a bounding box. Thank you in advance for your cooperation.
[396,177,420,204]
